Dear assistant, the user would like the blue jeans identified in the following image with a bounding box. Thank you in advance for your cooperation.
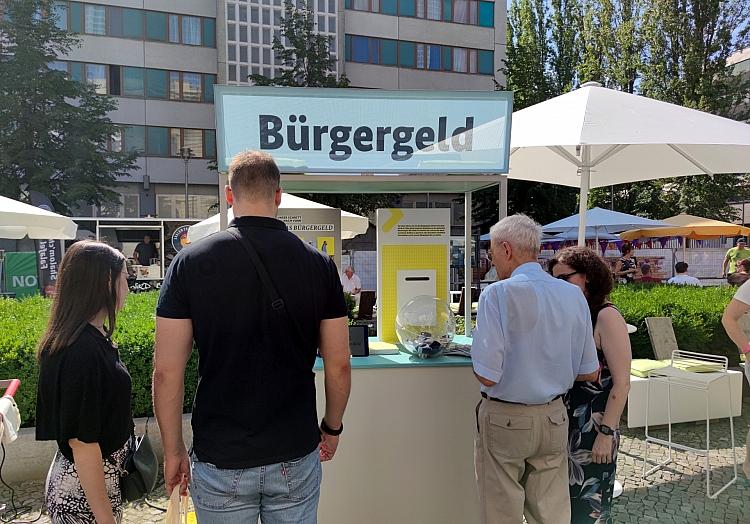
[190,449,322,523]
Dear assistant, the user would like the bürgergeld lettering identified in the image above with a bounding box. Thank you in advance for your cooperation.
[259,114,475,161]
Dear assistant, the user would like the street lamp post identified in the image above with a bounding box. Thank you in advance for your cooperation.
[179,147,194,218]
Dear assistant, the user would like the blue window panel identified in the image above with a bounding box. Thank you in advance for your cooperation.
[442,46,452,71]
[123,8,143,38]
[399,41,415,68]
[442,0,452,21]
[146,11,167,41]
[146,69,168,99]
[205,130,217,158]
[122,67,144,97]
[369,37,380,64]
[428,45,441,70]
[345,35,352,61]
[345,0,351,7]
[381,39,397,66]
[69,2,83,33]
[478,49,493,74]
[123,126,145,153]
[478,1,494,27]
[146,127,169,156]
[351,35,369,63]
[203,74,216,103]
[399,0,415,17]
[381,0,398,15]
[203,18,216,48]
[69,62,84,82]
[52,2,68,30]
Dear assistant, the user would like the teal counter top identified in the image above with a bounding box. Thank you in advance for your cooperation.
[313,335,473,370]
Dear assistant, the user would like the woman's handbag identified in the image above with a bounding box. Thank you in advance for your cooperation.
[110,421,159,502]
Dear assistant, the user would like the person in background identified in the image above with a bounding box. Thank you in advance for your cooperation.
[133,234,158,266]
[720,281,750,479]
[727,259,750,286]
[153,151,351,523]
[667,261,702,286]
[472,214,600,524]
[549,247,632,524]
[36,241,132,524]
[613,243,637,283]
[340,266,362,306]
[722,238,750,280]
[636,263,661,283]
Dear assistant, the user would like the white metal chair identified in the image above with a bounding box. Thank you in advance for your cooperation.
[642,350,738,498]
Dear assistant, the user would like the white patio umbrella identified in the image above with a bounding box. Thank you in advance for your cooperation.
[509,82,750,245]
[0,195,77,239]
[188,193,370,243]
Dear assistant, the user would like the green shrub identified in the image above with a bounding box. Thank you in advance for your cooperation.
[0,292,198,428]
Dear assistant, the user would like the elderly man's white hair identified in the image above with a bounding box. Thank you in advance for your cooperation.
[489,214,542,256]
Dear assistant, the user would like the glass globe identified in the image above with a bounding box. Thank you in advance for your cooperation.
[396,295,456,359]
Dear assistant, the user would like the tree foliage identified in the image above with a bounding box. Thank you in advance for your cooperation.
[0,0,137,214]
[249,0,348,87]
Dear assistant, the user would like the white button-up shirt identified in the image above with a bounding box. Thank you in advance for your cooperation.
[340,273,362,294]
[471,262,599,404]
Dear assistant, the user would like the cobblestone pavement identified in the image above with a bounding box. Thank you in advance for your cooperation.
[2,397,748,523]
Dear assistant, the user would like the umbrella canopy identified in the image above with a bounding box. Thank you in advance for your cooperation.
[619,213,750,240]
[543,207,669,236]
[0,195,78,239]
[480,226,619,242]
[188,193,370,243]
[509,82,750,245]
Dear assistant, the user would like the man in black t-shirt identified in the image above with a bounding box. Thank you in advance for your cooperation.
[153,151,351,523]
[133,234,158,266]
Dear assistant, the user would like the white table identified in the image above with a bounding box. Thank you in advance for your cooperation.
[626,370,744,428]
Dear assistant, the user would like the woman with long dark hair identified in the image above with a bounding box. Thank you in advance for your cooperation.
[549,247,632,524]
[36,241,133,523]
[613,243,637,283]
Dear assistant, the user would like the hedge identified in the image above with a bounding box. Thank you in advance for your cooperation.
[0,284,742,428]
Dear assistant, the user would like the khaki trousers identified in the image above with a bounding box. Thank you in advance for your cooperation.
[474,397,570,524]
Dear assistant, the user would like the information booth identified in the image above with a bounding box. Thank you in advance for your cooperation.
[213,87,513,524]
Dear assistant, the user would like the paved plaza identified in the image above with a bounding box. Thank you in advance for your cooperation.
[2,394,748,523]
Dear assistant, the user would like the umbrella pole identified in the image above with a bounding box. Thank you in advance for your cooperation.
[577,146,591,247]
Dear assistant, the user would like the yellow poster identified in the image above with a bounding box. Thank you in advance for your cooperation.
[317,236,335,255]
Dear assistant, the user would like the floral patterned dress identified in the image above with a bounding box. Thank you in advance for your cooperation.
[566,303,620,524]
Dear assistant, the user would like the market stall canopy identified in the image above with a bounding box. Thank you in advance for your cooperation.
[188,193,369,243]
[508,82,750,245]
[619,213,750,240]
[480,226,619,242]
[543,207,669,236]
[0,196,77,239]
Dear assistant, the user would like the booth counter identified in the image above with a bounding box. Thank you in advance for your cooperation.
[313,336,480,524]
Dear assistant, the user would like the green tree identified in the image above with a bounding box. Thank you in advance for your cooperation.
[249,0,348,87]
[0,0,137,214]
[550,0,582,94]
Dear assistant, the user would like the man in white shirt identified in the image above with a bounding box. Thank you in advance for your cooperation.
[340,266,362,305]
[667,262,702,286]
[471,214,600,524]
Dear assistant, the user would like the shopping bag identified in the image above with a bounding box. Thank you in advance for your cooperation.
[164,486,189,524]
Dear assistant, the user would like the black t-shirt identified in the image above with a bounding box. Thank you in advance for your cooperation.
[36,325,133,462]
[134,242,158,265]
[156,216,347,469]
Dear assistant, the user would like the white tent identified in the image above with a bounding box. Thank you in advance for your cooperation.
[0,196,77,239]
[188,193,370,243]
[509,82,750,245]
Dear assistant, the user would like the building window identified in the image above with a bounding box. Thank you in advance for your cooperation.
[381,39,398,66]
[146,127,169,156]
[205,130,217,158]
[109,129,122,152]
[85,63,107,93]
[181,16,201,45]
[169,14,180,42]
[84,4,105,35]
[122,66,144,97]
[204,75,216,103]
[146,69,168,99]
[203,18,216,47]
[170,128,181,156]
[183,129,203,157]
[426,0,441,19]
[122,125,145,153]
[169,71,181,100]
[52,1,68,30]
[109,65,121,95]
[478,0,493,26]
[146,11,167,41]
[453,47,467,72]
[98,193,139,218]
[122,8,143,38]
[69,1,83,33]
[478,49,493,75]
[182,73,202,102]
[399,41,415,67]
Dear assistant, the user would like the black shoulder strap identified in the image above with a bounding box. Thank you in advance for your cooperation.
[227,227,307,354]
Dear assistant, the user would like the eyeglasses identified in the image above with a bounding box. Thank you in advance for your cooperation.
[556,271,579,281]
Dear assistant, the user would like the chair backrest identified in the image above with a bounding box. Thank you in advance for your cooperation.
[357,290,376,320]
[645,317,679,360]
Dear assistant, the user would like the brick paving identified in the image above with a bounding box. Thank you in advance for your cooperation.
[1,398,748,523]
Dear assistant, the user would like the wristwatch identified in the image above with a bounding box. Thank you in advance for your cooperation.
[320,419,343,436]
[599,424,616,436]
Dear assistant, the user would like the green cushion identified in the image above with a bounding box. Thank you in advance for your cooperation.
[630,359,668,378]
